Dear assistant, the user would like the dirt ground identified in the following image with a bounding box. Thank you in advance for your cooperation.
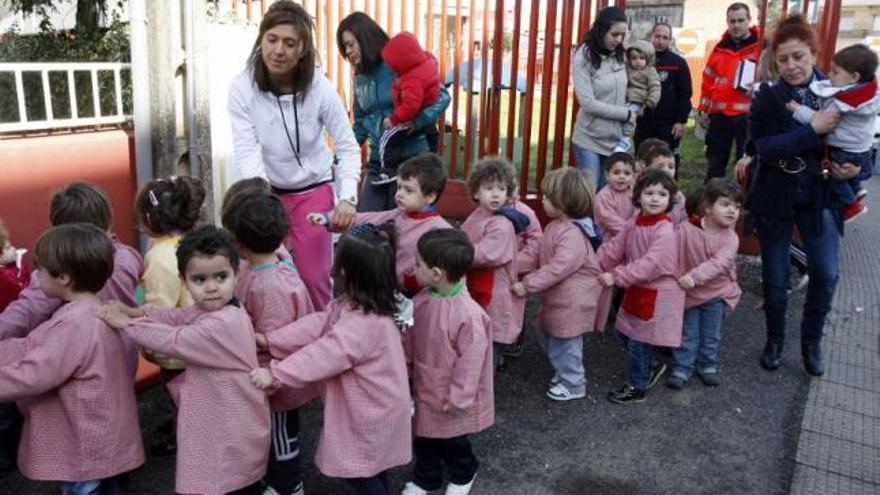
[0,258,812,495]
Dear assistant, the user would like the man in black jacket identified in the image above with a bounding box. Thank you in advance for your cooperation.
[635,22,693,165]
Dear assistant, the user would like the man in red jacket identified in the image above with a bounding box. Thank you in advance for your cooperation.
[698,2,761,180]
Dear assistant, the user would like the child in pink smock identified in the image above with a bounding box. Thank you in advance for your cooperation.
[643,144,688,225]
[251,223,411,495]
[0,224,144,493]
[667,179,743,390]
[598,169,685,404]
[225,189,314,495]
[309,153,452,296]
[461,158,529,366]
[513,167,609,402]
[594,152,637,242]
[101,226,270,495]
[501,195,542,359]
[401,229,493,495]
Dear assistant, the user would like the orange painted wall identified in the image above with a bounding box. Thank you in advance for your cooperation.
[0,130,140,260]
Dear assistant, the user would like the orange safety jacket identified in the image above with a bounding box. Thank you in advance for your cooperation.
[698,26,761,117]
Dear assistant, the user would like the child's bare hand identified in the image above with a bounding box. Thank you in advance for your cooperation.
[250,367,277,391]
[307,212,328,226]
[441,401,451,412]
[599,272,615,288]
[510,282,527,298]
[383,118,392,128]
[678,275,696,290]
[98,303,132,330]
[254,332,268,349]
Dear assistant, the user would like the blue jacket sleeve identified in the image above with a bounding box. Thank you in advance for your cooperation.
[412,84,451,132]
[750,84,822,162]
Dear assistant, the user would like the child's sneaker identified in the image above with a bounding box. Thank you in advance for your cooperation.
[401,481,430,495]
[843,198,867,224]
[645,362,668,390]
[549,373,562,387]
[697,371,721,387]
[445,474,476,495]
[665,375,687,390]
[607,384,646,404]
[856,187,868,200]
[500,341,523,357]
[546,382,586,401]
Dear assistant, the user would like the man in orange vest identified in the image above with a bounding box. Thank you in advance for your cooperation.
[698,2,761,180]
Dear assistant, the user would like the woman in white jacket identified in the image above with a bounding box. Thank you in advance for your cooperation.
[571,6,632,191]
[228,1,360,310]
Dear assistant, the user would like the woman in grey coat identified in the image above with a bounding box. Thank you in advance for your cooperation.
[571,7,633,190]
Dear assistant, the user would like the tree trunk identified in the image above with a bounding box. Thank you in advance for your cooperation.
[76,0,101,32]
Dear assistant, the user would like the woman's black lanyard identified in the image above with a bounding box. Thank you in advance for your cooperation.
[276,94,304,168]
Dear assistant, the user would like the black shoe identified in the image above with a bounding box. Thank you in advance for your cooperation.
[500,342,523,357]
[665,375,686,390]
[802,342,825,377]
[607,385,646,404]
[646,362,667,390]
[760,341,783,371]
[698,371,720,387]
[149,433,177,456]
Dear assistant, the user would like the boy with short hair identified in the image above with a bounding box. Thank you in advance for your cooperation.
[310,152,452,295]
[786,43,880,222]
[224,191,314,495]
[100,225,271,495]
[402,228,493,495]
[0,223,145,492]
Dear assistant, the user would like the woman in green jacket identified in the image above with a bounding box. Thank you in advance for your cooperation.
[337,12,451,212]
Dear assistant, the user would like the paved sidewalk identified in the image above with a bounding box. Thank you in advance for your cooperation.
[789,176,880,495]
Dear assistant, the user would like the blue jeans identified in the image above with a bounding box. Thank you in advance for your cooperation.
[572,144,607,191]
[62,478,120,495]
[757,208,841,346]
[539,332,586,391]
[671,299,725,380]
[828,147,869,205]
[617,331,655,391]
[358,163,398,213]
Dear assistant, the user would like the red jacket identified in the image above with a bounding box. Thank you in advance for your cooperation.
[0,258,31,312]
[381,32,440,125]
[699,26,761,116]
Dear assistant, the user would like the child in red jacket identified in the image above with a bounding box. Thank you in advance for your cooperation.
[0,219,31,312]
[377,32,441,184]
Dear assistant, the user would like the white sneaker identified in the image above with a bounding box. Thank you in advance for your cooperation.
[401,481,430,495]
[264,486,303,495]
[444,475,476,495]
[546,382,586,401]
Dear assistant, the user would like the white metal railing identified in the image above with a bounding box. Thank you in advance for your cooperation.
[0,62,131,134]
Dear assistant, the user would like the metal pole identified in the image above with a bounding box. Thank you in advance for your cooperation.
[184,0,199,178]
[130,0,153,251]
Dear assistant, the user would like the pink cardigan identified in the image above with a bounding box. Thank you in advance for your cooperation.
[0,238,142,373]
[0,301,144,482]
[267,298,412,478]
[676,218,742,310]
[594,187,635,241]
[127,305,270,495]
[408,284,494,438]
[355,209,452,294]
[598,214,685,347]
[461,208,520,344]
[519,219,610,338]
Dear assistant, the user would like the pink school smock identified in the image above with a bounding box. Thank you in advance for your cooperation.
[354,209,452,294]
[594,187,635,241]
[0,301,144,482]
[461,208,520,344]
[670,190,688,225]
[676,217,742,310]
[126,305,271,495]
[0,237,142,373]
[408,283,494,439]
[598,213,685,347]
[518,219,609,337]
[266,298,412,479]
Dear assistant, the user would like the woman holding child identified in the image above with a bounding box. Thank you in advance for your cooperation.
[336,12,451,212]
[743,14,859,377]
[571,6,632,190]
[228,1,361,309]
